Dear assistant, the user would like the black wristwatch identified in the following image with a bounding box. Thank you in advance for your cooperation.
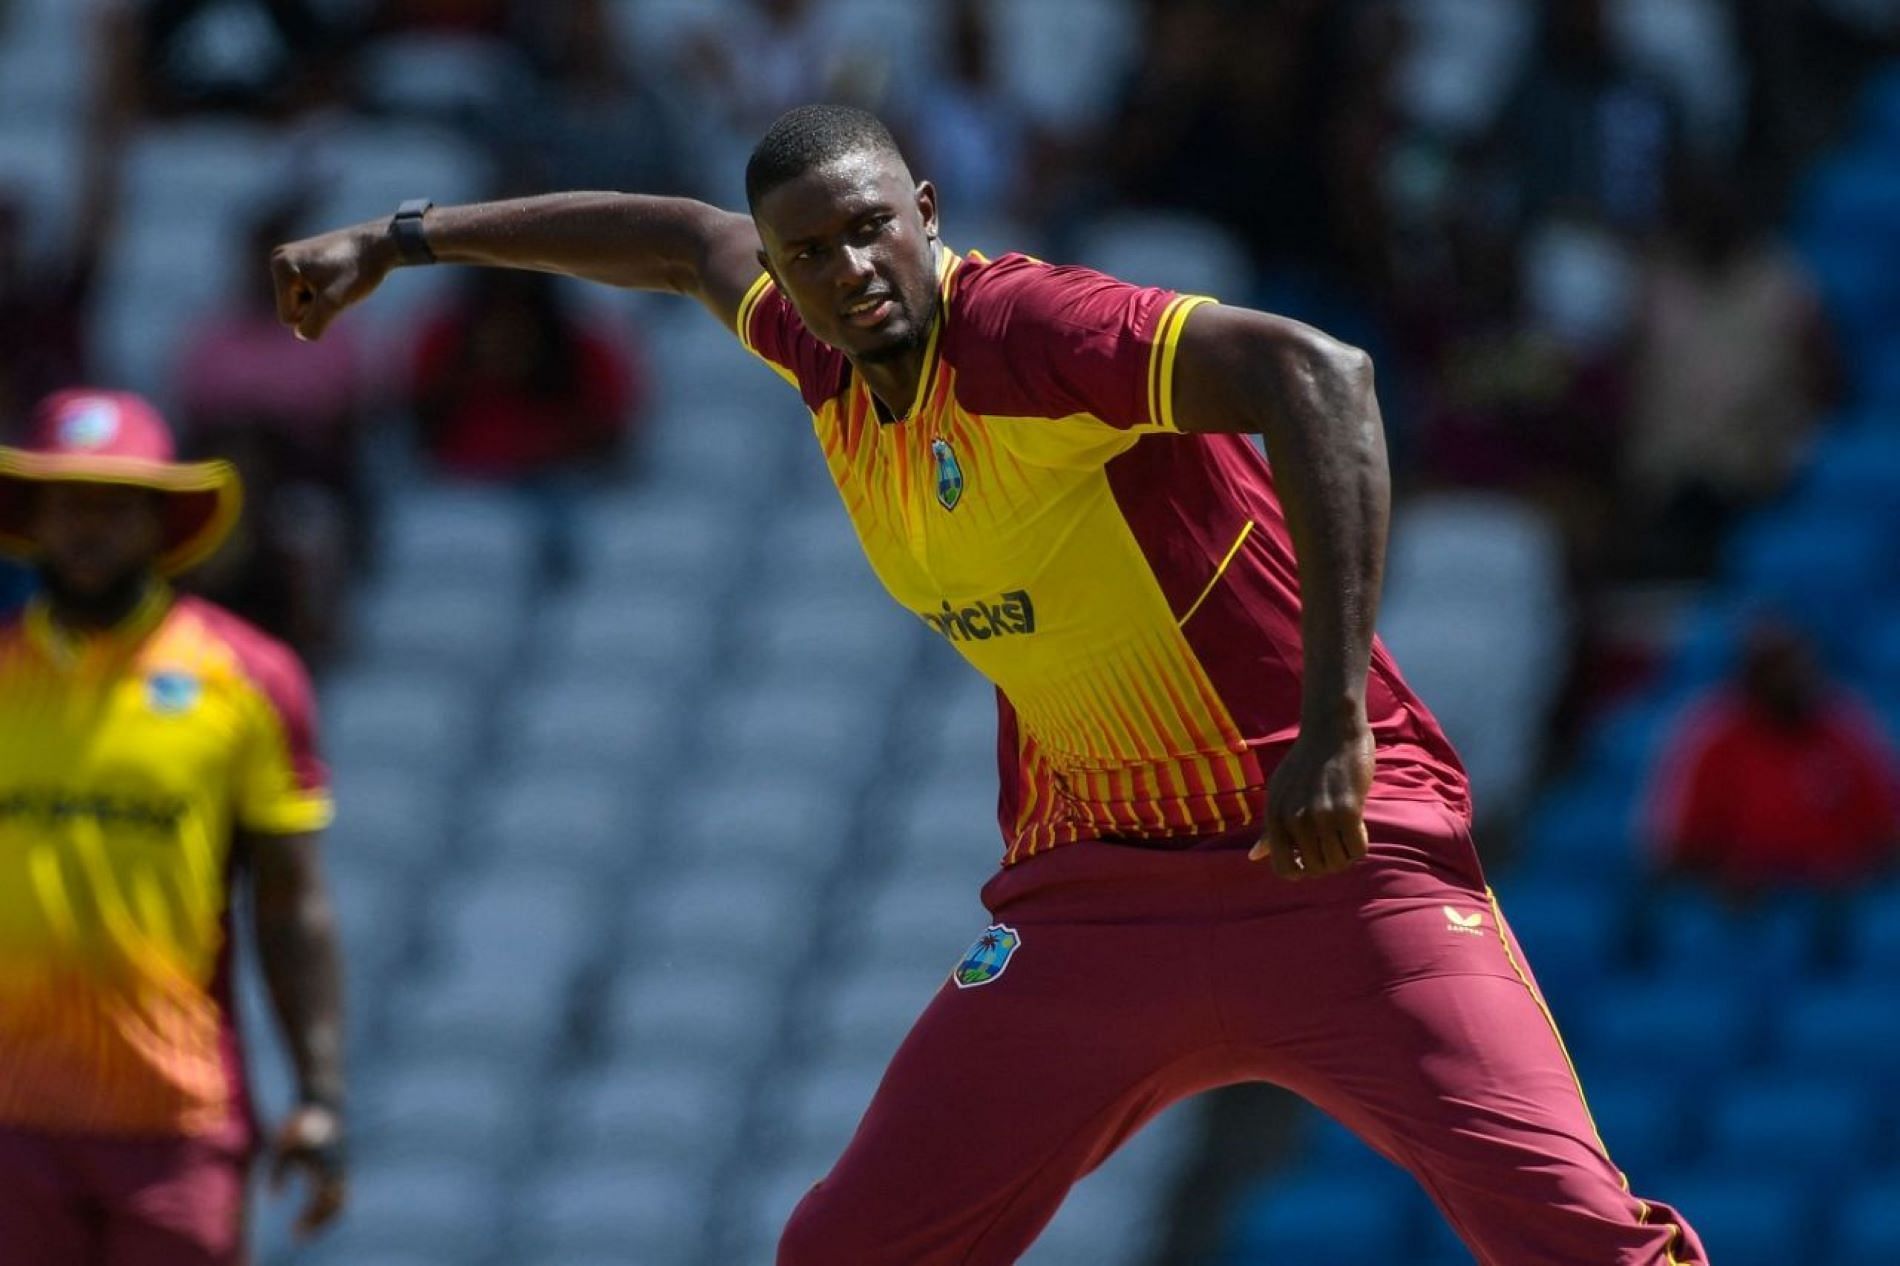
[390,198,436,265]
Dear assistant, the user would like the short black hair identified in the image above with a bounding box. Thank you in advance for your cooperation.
[745,104,906,209]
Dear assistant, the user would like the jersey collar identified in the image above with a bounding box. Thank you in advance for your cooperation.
[25,581,175,671]
[869,243,962,425]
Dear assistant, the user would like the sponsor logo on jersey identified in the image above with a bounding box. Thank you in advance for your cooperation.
[1443,905,1486,935]
[953,923,1022,988]
[931,436,964,510]
[921,589,1036,643]
[146,670,202,715]
[0,787,188,836]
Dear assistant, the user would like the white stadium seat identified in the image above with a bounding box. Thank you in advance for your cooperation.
[513,1158,710,1265]
[353,581,522,679]
[550,1060,745,1166]
[323,765,455,874]
[377,483,539,593]
[1074,209,1255,300]
[698,677,889,784]
[605,962,780,1068]
[807,964,943,1063]
[468,768,640,870]
[354,1056,533,1160]
[531,584,721,681]
[629,868,813,968]
[300,1155,503,1262]
[668,771,854,876]
[322,669,482,778]
[861,877,992,975]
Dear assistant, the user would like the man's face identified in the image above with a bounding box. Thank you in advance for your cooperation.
[753,149,941,365]
[29,483,164,599]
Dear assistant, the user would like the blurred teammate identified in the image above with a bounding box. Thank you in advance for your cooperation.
[272,106,1703,1265]
[0,390,348,1265]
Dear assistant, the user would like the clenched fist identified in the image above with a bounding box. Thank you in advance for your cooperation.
[271,221,399,342]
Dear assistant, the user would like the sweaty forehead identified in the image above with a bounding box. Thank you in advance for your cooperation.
[756,150,912,244]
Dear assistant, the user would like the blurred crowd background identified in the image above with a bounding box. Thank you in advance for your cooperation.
[3,1,1900,1264]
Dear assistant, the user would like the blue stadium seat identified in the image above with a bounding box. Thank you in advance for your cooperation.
[1640,888,1820,988]
[1845,884,1900,979]
[1796,148,1900,243]
[1226,1174,1412,1263]
[1487,878,1625,1002]
[1582,1077,1685,1181]
[1704,1077,1879,1185]
[1858,62,1900,149]
[1856,604,1900,698]
[1516,774,1641,880]
[1723,514,1887,656]
[1795,427,1900,536]
[1798,234,1900,358]
[1665,597,1780,697]
[1574,977,1756,1088]
[1836,1178,1900,1260]
[1579,696,1694,792]
[1656,1175,1806,1266]
[1284,1110,1415,1199]
[1774,983,1900,1088]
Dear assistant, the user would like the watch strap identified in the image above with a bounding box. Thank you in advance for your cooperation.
[390,198,436,266]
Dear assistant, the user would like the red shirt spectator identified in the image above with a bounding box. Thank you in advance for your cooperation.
[411,270,642,482]
[1649,625,1900,888]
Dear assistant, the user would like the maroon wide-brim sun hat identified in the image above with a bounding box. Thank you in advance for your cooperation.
[0,389,241,576]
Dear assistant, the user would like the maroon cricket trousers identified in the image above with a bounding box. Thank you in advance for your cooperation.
[778,798,1706,1266]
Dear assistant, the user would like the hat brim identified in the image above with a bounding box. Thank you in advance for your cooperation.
[0,450,243,577]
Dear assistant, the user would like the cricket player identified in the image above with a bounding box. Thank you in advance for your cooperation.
[0,390,348,1265]
[272,105,1703,1264]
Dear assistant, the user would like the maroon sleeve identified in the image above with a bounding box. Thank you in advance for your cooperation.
[735,274,850,412]
[946,254,1207,431]
[193,601,331,829]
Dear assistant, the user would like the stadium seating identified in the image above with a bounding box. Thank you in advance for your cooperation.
[1837,1178,1900,1260]
[1226,1174,1412,1263]
[1649,1175,1806,1266]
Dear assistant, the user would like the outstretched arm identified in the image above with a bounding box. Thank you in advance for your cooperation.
[1170,304,1390,881]
[271,193,763,341]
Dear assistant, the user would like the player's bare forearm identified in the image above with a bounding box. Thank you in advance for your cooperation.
[272,193,762,340]
[421,195,759,308]
[1172,305,1390,729]
[248,832,347,1109]
[1173,305,1386,877]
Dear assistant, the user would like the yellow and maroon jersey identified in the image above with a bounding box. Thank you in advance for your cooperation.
[737,250,1470,863]
[0,588,331,1137]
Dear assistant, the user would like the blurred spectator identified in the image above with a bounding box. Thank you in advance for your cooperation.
[1622,167,1835,577]
[683,0,885,138]
[0,95,128,425]
[1106,0,1332,270]
[409,269,645,577]
[1398,189,1623,543]
[896,0,1032,225]
[1506,0,1680,233]
[170,203,369,665]
[1648,621,1900,891]
[136,0,349,117]
[499,0,694,196]
[0,191,91,426]
[366,0,513,34]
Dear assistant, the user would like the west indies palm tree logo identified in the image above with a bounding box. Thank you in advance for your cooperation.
[952,923,1021,989]
[931,436,964,511]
